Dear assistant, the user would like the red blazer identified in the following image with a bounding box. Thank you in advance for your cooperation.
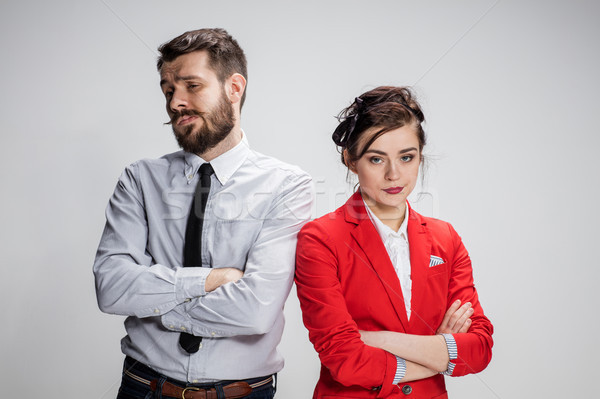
[295,192,493,398]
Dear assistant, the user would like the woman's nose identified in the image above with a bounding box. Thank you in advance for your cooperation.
[385,163,401,181]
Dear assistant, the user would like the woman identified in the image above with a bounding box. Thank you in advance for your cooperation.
[295,86,493,398]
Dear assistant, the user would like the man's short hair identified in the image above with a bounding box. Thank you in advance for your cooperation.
[157,28,248,107]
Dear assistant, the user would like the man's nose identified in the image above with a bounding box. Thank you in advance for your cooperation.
[169,90,188,113]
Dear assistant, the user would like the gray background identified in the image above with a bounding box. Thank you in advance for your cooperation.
[1,1,598,398]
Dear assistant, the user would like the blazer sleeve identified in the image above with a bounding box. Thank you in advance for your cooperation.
[445,223,494,376]
[295,221,398,398]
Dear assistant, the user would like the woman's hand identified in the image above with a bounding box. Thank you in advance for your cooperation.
[359,330,450,373]
[356,300,473,374]
[360,299,473,347]
[437,300,473,334]
[359,330,388,348]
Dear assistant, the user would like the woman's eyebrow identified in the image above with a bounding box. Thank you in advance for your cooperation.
[364,149,388,156]
[364,147,417,155]
[398,147,418,154]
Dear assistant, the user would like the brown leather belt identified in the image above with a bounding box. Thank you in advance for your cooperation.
[124,367,273,399]
[150,379,253,399]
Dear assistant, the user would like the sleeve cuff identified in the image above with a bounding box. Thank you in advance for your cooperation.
[175,267,211,302]
[392,356,406,384]
[441,333,457,376]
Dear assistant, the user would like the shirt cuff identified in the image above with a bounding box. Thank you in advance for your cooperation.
[392,356,407,384]
[440,333,457,376]
[175,267,211,302]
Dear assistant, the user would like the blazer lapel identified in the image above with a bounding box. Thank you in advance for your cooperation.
[406,206,432,329]
[345,192,410,330]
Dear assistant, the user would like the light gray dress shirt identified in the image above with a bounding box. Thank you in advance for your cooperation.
[94,134,313,383]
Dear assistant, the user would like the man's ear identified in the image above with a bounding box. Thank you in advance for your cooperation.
[226,73,246,105]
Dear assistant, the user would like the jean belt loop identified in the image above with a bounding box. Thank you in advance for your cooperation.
[215,383,226,399]
[155,376,167,399]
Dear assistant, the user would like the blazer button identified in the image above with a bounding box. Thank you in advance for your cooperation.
[401,384,412,395]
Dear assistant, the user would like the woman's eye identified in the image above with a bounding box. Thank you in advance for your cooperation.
[370,157,383,164]
[401,155,414,162]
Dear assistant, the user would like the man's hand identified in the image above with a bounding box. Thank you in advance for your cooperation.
[205,268,244,292]
[436,300,473,334]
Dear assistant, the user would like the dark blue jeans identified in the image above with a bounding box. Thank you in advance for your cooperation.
[117,357,275,399]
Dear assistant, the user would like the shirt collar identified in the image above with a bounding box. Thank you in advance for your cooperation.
[363,198,409,244]
[183,131,250,185]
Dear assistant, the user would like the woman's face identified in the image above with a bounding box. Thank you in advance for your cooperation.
[350,124,421,214]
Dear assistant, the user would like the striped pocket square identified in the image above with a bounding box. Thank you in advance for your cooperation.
[429,255,445,267]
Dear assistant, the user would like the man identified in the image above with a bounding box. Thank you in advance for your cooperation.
[94,28,313,399]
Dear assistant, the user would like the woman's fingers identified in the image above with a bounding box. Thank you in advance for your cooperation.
[438,300,473,334]
[453,305,474,333]
[438,300,461,333]
[459,318,472,333]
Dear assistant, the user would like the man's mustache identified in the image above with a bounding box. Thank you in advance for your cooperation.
[164,109,203,125]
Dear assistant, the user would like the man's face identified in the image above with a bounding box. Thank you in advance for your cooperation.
[160,51,235,155]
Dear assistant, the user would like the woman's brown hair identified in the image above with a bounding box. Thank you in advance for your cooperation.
[332,86,426,166]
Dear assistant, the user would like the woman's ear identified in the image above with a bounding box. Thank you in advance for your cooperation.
[343,149,358,174]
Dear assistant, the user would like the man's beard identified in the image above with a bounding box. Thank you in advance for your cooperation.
[169,91,235,155]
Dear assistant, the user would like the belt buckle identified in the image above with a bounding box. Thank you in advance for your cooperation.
[181,386,201,399]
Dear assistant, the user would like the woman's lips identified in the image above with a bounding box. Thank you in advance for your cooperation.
[383,186,404,194]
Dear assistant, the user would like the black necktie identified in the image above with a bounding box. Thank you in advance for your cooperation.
[179,162,213,353]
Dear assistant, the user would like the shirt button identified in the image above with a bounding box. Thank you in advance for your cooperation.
[154,309,160,314]
[401,384,412,395]
[180,327,187,332]
[192,380,198,383]
[188,174,194,179]
[211,332,216,336]
[169,325,174,329]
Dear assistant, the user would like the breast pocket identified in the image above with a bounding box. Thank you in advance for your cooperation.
[426,262,450,309]
[427,262,449,278]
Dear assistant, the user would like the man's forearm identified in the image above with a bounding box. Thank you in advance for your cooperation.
[205,267,244,292]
